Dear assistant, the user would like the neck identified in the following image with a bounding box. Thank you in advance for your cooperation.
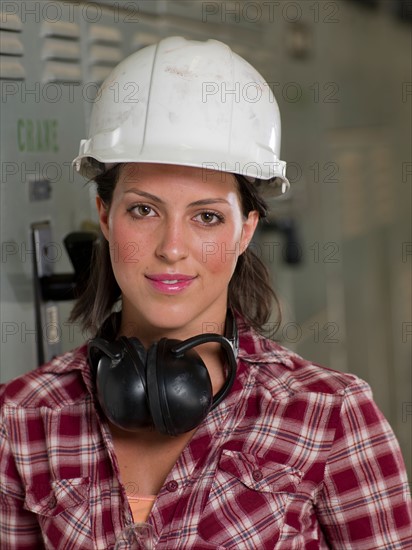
[118,305,228,348]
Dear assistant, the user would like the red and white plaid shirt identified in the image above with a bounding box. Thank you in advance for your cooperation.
[1,317,411,549]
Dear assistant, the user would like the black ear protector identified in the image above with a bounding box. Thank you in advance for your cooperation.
[88,311,238,436]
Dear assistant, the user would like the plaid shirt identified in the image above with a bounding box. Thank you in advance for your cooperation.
[1,317,411,549]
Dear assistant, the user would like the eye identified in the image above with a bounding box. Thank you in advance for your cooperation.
[194,211,225,226]
[128,204,157,218]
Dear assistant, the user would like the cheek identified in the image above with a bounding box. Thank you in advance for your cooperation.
[108,221,147,267]
[199,227,242,274]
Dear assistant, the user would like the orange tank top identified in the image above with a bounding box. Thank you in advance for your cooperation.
[127,494,156,523]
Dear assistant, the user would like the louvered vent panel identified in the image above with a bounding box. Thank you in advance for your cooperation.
[0,12,25,80]
[40,19,81,83]
[88,24,122,84]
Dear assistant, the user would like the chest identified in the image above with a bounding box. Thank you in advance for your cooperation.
[110,429,194,495]
[6,390,337,549]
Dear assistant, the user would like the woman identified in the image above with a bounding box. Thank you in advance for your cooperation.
[1,37,411,549]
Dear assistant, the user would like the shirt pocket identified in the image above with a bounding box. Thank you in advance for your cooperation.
[197,450,302,549]
[24,477,92,548]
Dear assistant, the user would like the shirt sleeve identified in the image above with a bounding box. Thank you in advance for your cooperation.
[316,380,412,549]
[0,405,45,550]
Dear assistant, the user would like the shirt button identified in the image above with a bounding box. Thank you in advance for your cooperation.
[252,469,263,482]
[166,480,178,492]
[48,496,57,509]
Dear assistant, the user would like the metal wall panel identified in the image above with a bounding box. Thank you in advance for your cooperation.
[1,1,92,380]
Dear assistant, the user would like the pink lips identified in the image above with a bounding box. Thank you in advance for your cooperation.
[145,273,196,294]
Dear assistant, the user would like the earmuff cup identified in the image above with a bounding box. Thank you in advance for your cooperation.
[94,337,152,431]
[89,311,238,436]
[147,339,213,436]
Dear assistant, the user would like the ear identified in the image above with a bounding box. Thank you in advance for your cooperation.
[96,196,109,241]
[240,210,259,254]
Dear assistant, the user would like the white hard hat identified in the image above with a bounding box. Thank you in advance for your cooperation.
[74,36,290,198]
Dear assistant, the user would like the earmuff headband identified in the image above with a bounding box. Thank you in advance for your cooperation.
[170,333,237,409]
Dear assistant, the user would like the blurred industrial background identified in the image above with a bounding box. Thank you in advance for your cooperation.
[1,0,411,481]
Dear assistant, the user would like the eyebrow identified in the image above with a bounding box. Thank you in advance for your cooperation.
[124,189,230,207]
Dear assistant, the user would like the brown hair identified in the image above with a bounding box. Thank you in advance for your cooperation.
[69,163,280,336]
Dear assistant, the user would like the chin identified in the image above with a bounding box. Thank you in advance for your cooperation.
[138,305,200,332]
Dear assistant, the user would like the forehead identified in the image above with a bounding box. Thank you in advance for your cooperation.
[118,163,238,193]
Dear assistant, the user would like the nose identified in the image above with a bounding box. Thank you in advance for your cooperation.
[155,216,189,263]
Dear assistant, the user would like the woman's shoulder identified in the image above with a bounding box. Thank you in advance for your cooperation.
[239,326,368,399]
[0,344,90,410]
